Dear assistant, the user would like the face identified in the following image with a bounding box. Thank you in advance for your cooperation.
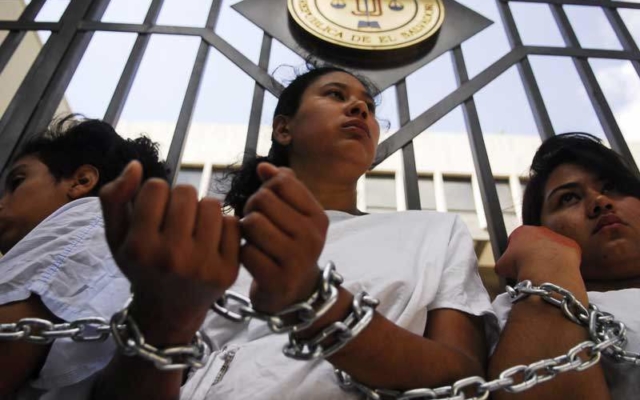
[282,71,381,180]
[541,163,640,281]
[0,155,74,254]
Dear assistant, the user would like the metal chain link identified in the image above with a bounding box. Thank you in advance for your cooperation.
[213,261,343,333]
[213,261,379,360]
[110,297,212,371]
[335,280,636,400]
[284,291,379,360]
[0,297,212,371]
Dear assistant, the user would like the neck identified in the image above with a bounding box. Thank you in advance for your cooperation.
[293,168,362,215]
[585,276,640,292]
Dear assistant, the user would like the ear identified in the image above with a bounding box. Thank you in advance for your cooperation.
[67,164,100,200]
[272,115,292,146]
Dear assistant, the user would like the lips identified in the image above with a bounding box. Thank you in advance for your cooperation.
[593,214,625,234]
[342,119,370,138]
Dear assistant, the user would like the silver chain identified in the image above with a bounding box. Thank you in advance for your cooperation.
[213,261,343,333]
[0,297,212,371]
[213,261,378,360]
[336,280,636,399]
[110,297,212,371]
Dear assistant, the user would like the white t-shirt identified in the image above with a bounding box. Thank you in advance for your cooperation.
[0,197,130,399]
[181,210,496,400]
[492,288,640,399]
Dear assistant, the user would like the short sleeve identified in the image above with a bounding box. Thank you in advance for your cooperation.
[428,216,499,338]
[0,197,131,390]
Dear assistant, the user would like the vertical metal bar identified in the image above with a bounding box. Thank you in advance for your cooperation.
[103,0,164,125]
[0,0,45,75]
[496,0,555,140]
[395,79,421,210]
[603,6,640,78]
[451,46,508,259]
[0,0,105,173]
[166,1,222,184]
[242,33,272,165]
[24,0,112,135]
[551,4,639,173]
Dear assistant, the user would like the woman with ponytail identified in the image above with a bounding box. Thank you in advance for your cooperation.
[96,66,496,400]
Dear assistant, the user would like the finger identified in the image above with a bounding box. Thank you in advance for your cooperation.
[129,178,171,237]
[240,243,280,290]
[220,216,240,268]
[162,185,198,240]
[99,161,143,247]
[240,211,292,265]
[254,167,322,218]
[256,162,281,182]
[243,188,303,238]
[194,197,223,245]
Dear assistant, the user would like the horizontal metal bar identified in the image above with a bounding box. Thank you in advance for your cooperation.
[506,0,640,10]
[78,21,207,36]
[375,47,527,165]
[526,46,640,60]
[0,0,45,75]
[0,21,59,30]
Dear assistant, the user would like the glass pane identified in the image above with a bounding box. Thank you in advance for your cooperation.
[176,166,203,188]
[418,177,436,210]
[365,174,397,213]
[496,180,514,213]
[215,0,263,64]
[0,31,50,120]
[565,5,622,50]
[102,0,152,24]
[530,56,605,139]
[510,3,564,47]
[116,34,201,158]
[590,58,640,166]
[207,168,233,200]
[457,0,511,79]
[35,0,70,22]
[444,177,475,212]
[59,32,137,118]
[156,0,212,27]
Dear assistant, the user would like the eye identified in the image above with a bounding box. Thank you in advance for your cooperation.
[602,181,617,194]
[366,101,376,114]
[327,89,345,100]
[6,176,24,192]
[558,192,579,206]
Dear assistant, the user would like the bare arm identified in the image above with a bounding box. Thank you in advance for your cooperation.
[0,296,60,395]
[93,161,240,400]
[488,226,610,400]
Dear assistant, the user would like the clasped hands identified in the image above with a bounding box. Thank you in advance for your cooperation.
[99,161,329,343]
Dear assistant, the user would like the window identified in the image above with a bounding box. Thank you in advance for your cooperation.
[175,166,202,189]
[418,176,437,210]
[443,177,475,212]
[496,179,515,214]
[365,174,397,213]
[207,167,233,201]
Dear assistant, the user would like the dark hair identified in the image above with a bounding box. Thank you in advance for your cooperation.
[522,132,640,225]
[224,65,379,216]
[14,115,169,196]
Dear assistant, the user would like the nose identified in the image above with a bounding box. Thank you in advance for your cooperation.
[348,98,368,119]
[589,194,614,217]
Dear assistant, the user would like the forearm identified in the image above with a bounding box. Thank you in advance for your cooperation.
[300,288,483,391]
[489,271,610,399]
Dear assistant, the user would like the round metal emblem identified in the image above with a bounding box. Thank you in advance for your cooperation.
[287,0,445,51]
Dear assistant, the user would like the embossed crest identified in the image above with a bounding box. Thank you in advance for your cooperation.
[287,0,445,51]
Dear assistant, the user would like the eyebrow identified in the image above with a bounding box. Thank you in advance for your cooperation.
[321,82,375,104]
[546,182,580,202]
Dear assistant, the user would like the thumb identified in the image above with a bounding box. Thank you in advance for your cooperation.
[256,162,279,182]
[99,161,143,248]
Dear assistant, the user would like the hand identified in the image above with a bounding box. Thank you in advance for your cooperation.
[99,161,241,341]
[240,163,329,314]
[496,225,582,282]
